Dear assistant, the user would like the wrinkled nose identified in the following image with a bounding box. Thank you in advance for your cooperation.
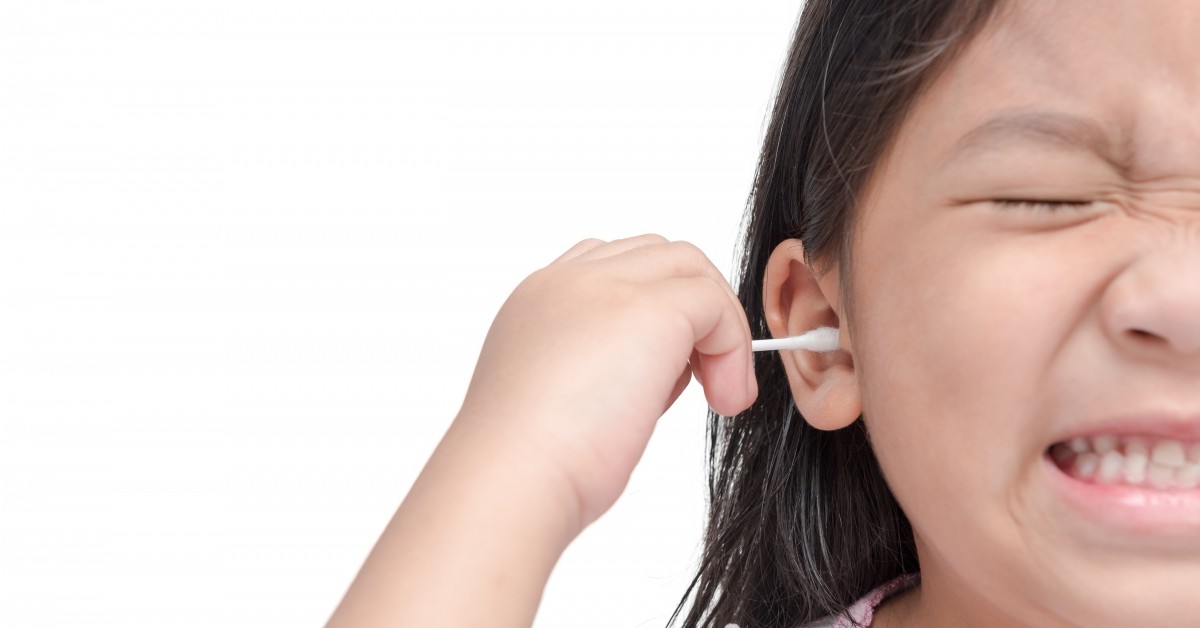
[1102,241,1200,357]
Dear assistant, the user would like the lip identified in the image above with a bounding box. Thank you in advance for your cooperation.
[1042,449,1200,537]
[1042,413,1200,537]
[1047,414,1200,445]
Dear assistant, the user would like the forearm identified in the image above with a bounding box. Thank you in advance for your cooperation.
[327,418,582,627]
[326,236,755,626]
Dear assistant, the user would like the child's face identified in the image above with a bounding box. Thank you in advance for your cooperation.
[851,0,1200,624]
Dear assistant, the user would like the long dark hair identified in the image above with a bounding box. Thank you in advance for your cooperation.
[670,1,1002,626]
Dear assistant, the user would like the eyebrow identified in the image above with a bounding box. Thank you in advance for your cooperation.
[949,110,1129,171]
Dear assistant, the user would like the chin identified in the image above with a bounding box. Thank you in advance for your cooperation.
[1041,563,1200,627]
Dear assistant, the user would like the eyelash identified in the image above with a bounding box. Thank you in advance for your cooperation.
[992,199,1094,212]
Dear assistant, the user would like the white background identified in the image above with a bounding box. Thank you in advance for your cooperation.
[0,2,801,626]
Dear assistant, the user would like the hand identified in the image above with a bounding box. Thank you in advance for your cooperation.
[327,234,758,627]
[457,234,758,531]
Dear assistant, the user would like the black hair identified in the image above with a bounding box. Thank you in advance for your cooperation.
[670,1,1002,626]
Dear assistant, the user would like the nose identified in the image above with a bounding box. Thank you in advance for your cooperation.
[1101,241,1200,357]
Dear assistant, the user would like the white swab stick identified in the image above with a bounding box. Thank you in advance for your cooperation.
[751,326,840,352]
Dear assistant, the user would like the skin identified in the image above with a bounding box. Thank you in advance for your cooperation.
[329,2,1200,626]
[326,236,757,626]
[766,1,1200,625]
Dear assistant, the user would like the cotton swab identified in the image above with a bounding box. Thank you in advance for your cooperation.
[751,326,840,353]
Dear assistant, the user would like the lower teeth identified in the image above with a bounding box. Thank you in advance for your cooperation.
[1050,442,1200,490]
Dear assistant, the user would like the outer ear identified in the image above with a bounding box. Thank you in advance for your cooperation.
[762,239,861,430]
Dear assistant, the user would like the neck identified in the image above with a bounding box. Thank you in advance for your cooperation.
[872,538,1041,627]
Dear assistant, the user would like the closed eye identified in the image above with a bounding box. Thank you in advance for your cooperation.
[992,199,1094,212]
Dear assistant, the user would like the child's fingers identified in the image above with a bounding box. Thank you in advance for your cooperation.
[609,241,755,379]
[548,235,758,412]
[453,235,759,533]
[605,242,749,319]
[558,233,671,264]
[598,239,716,280]
[549,238,607,264]
[655,277,755,415]
[686,347,756,416]
[665,363,693,415]
[688,348,704,385]
[576,239,755,414]
[693,346,757,416]
[560,239,748,331]
[689,290,756,415]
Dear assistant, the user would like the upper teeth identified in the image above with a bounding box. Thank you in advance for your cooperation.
[1053,435,1200,489]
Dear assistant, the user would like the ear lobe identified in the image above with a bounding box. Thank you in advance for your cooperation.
[762,239,861,431]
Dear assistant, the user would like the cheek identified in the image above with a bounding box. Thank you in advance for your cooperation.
[856,231,1045,441]
[850,213,1120,586]
[844,223,1099,533]
[854,220,1095,465]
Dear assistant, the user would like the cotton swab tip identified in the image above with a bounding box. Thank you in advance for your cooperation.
[751,326,840,352]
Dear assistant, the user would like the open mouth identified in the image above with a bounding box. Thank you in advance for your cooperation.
[1041,427,1200,537]
[1047,434,1200,491]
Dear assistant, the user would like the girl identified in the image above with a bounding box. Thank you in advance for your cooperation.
[330,0,1200,625]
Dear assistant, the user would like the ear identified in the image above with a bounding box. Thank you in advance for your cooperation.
[762,239,860,430]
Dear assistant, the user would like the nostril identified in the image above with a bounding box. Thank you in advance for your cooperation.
[1126,328,1178,352]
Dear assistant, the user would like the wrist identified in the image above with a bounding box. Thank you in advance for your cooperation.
[328,414,585,627]
[441,410,588,543]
